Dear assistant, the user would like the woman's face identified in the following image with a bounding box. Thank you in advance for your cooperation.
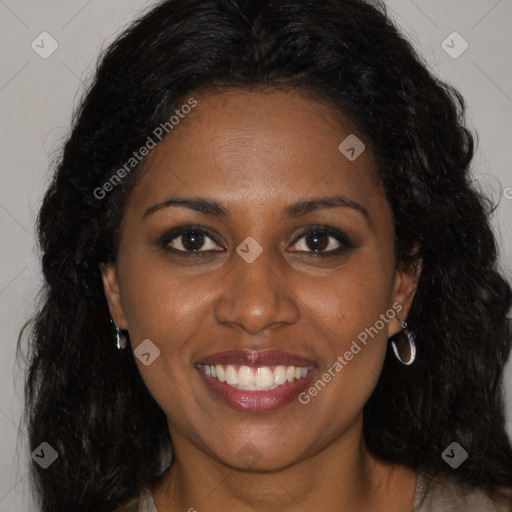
[102,89,419,471]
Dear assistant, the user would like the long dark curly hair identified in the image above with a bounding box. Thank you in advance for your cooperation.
[17,0,512,510]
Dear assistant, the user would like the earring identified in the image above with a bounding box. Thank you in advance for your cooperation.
[390,315,416,365]
[114,324,127,350]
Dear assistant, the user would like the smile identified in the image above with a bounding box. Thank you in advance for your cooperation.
[198,363,313,391]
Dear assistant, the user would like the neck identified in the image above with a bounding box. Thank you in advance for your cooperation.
[151,415,417,512]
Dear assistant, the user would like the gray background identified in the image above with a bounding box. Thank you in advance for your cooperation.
[1,0,511,510]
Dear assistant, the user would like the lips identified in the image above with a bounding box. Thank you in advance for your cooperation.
[197,350,318,368]
[196,350,318,412]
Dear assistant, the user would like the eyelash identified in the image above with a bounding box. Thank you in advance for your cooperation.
[158,224,356,258]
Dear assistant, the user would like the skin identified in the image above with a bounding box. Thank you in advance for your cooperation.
[102,89,422,512]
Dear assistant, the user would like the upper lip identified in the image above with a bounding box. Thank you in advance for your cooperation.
[197,350,318,368]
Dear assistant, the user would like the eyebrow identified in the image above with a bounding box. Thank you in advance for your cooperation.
[143,194,370,223]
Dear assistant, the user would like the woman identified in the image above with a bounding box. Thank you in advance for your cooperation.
[19,0,512,510]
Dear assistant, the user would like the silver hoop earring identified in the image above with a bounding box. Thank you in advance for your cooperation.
[114,324,127,350]
[390,316,416,365]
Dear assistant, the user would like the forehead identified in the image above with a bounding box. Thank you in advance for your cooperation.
[125,89,387,222]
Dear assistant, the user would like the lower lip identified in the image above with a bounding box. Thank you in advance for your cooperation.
[197,368,317,412]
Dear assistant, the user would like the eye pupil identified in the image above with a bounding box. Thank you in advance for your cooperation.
[182,231,204,251]
[306,232,329,252]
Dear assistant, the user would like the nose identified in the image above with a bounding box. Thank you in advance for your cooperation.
[213,244,300,336]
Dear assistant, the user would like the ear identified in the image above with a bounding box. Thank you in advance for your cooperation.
[100,262,128,330]
[388,256,422,337]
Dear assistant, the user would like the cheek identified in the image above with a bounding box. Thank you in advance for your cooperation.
[298,247,394,401]
[303,248,394,339]
[117,257,213,415]
[118,254,218,342]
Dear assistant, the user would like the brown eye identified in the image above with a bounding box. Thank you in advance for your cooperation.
[159,226,224,254]
[301,231,333,252]
[289,226,355,257]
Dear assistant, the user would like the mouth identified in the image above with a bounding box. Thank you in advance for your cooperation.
[196,350,318,412]
[198,363,313,390]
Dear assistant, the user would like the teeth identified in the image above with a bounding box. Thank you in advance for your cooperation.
[255,367,273,387]
[274,365,287,385]
[216,364,225,382]
[238,365,253,386]
[199,363,313,391]
[225,365,238,385]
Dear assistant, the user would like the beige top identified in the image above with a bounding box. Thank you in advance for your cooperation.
[130,472,511,511]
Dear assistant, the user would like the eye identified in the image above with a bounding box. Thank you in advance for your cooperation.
[159,226,224,254]
[158,224,356,258]
[288,226,354,257]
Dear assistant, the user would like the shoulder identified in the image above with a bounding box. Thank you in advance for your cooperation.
[413,472,512,512]
[111,488,155,512]
[136,488,157,512]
